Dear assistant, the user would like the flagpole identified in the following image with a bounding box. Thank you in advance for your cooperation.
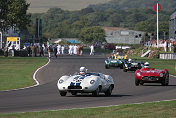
[157,1,159,48]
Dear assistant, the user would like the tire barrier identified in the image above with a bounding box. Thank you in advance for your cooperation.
[159,53,176,59]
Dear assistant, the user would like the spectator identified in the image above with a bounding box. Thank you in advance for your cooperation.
[48,45,51,58]
[31,44,34,57]
[4,46,8,57]
[54,45,57,58]
[40,45,44,57]
[90,44,94,55]
[61,45,65,54]
[11,45,15,57]
[174,42,176,55]
[27,45,31,57]
[34,45,37,57]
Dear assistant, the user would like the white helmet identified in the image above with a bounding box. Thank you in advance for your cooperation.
[144,62,150,68]
[80,67,87,75]
[128,58,132,63]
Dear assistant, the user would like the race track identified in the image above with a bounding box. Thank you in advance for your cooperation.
[0,55,176,113]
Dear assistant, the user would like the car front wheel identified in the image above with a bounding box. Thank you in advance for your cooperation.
[60,91,67,96]
[92,87,100,96]
[135,77,140,86]
[105,65,110,69]
[161,74,169,86]
[105,85,112,96]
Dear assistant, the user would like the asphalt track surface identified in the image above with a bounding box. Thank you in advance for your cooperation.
[0,55,176,113]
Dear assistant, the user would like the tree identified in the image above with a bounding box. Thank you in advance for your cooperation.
[108,13,122,27]
[0,0,30,32]
[79,26,105,44]
[134,21,155,33]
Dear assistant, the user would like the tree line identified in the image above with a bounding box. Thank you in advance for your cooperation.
[29,7,174,41]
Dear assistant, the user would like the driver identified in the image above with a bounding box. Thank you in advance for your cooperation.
[141,62,150,71]
[80,67,88,75]
[128,58,132,63]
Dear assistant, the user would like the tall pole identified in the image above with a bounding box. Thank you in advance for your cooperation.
[0,32,2,49]
[157,1,159,48]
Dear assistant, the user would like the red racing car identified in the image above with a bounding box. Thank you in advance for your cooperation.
[135,68,169,86]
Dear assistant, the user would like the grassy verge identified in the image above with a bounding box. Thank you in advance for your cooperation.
[0,100,176,118]
[0,57,47,90]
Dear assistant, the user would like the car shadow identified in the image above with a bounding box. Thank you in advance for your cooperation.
[142,84,176,87]
[67,94,132,97]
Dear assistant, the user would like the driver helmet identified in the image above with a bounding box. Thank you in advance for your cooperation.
[128,58,132,63]
[80,67,88,75]
[144,62,150,68]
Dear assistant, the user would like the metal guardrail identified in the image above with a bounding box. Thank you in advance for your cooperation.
[159,53,176,59]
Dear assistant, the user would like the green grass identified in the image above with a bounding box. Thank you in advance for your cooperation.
[1,100,176,118]
[27,0,110,13]
[0,57,47,90]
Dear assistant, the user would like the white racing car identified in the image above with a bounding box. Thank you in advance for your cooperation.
[57,72,114,96]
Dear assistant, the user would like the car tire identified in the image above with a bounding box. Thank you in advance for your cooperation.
[135,77,140,86]
[140,81,144,85]
[120,65,123,69]
[105,85,112,96]
[92,87,100,96]
[71,91,77,96]
[161,74,169,86]
[105,65,110,69]
[60,91,67,96]
[123,69,127,72]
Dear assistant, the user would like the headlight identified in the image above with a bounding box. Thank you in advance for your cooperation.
[159,73,164,77]
[125,64,128,67]
[59,79,64,84]
[137,72,141,76]
[90,80,95,84]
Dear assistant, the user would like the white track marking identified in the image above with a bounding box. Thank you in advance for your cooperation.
[2,58,50,92]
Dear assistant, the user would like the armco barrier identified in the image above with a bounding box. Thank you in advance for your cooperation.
[159,53,176,59]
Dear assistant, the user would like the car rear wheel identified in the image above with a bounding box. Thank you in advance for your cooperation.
[135,77,140,86]
[105,85,112,96]
[60,91,67,96]
[161,74,169,86]
[92,87,100,96]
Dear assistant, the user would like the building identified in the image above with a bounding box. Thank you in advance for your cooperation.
[102,27,145,44]
[50,38,81,44]
[169,11,176,39]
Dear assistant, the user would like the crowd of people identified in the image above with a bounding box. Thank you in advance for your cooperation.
[20,43,95,58]
[144,39,176,54]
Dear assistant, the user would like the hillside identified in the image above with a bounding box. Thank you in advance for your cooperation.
[27,0,110,13]
[88,0,176,10]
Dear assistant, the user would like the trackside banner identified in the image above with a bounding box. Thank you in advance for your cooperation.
[7,37,18,41]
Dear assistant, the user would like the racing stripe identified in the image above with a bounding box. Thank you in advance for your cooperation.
[76,83,81,86]
[70,82,75,86]
[70,75,91,86]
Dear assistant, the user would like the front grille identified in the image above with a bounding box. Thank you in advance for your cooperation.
[142,76,158,81]
[68,86,82,89]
